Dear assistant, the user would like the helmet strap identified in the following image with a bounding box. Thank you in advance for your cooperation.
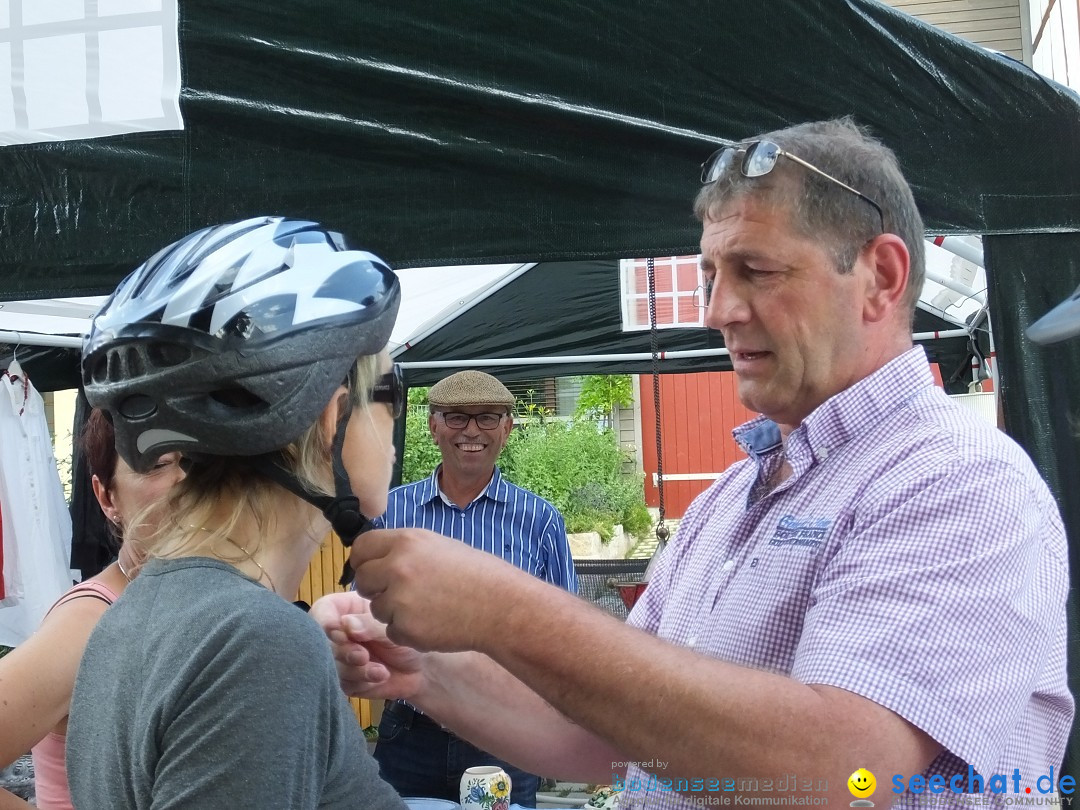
[326,398,373,585]
[246,393,373,587]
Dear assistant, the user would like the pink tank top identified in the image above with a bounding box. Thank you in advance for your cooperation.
[31,579,120,810]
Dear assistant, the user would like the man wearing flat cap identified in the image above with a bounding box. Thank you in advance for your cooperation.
[370,369,576,806]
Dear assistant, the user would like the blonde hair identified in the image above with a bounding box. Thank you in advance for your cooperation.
[130,354,382,562]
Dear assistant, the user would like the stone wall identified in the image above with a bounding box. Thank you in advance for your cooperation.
[567,524,633,559]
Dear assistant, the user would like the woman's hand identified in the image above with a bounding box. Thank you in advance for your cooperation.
[310,591,427,699]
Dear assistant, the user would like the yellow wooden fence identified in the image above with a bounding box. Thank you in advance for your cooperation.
[297,532,378,729]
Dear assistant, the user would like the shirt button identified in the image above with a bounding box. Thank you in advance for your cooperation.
[818,446,830,460]
[722,559,735,572]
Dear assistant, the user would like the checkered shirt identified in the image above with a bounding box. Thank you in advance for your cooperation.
[621,347,1071,810]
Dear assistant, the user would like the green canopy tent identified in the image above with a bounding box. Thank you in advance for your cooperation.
[0,1,1078,297]
[2,0,1079,774]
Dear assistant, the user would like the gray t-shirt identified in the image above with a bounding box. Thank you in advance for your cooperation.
[68,556,405,810]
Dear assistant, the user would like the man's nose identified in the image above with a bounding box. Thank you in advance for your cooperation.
[704,277,749,330]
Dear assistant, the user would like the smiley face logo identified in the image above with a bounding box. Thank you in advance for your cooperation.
[848,768,876,798]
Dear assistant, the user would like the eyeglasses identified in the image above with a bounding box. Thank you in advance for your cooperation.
[436,411,507,430]
[692,282,713,311]
[371,363,404,418]
[700,140,885,234]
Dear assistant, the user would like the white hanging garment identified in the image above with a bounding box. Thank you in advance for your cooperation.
[0,362,73,645]
[0,364,26,605]
[0,497,5,601]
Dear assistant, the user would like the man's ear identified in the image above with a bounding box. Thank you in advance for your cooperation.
[862,233,911,324]
[318,385,351,451]
[428,411,438,442]
[495,411,514,449]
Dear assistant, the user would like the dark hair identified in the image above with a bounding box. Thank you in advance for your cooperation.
[694,117,926,322]
[80,408,118,491]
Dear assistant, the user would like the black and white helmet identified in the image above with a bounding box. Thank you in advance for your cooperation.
[83,216,400,473]
[1028,283,1080,345]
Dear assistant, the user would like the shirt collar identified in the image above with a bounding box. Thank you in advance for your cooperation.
[415,468,442,505]
[485,466,509,502]
[733,419,782,461]
[734,346,935,465]
[426,464,509,506]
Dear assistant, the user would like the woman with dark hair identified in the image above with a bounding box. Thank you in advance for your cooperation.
[66,217,407,810]
[0,408,183,810]
[81,408,184,560]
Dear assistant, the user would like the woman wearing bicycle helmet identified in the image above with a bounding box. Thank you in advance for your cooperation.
[66,217,407,810]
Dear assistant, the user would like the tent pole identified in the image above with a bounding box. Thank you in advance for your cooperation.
[0,330,82,349]
[399,329,970,369]
[929,235,984,267]
[923,267,987,305]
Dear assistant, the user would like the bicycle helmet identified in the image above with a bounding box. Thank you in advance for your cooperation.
[1028,282,1080,345]
[83,216,400,474]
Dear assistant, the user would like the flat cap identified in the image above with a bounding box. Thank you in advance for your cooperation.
[428,370,515,408]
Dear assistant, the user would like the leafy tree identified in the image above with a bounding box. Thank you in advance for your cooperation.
[574,374,633,428]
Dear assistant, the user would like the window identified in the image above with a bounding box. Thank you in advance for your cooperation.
[1,0,182,146]
[504,376,584,418]
[620,256,706,331]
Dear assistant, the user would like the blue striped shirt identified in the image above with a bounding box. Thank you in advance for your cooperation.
[373,466,578,593]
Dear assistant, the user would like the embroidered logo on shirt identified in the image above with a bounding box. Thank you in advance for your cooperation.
[767,515,831,551]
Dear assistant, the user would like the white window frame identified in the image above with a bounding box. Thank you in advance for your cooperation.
[0,0,182,146]
[619,256,707,331]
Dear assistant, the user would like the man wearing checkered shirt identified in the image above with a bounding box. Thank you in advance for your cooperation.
[318,119,1071,810]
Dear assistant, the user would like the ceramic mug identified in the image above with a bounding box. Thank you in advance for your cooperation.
[459,765,512,810]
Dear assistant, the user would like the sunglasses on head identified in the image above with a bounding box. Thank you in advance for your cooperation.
[371,363,404,418]
[700,140,885,234]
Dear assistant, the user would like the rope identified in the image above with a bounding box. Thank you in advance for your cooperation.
[646,258,670,547]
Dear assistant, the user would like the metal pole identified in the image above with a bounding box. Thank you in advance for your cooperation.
[398,330,970,369]
[0,330,82,348]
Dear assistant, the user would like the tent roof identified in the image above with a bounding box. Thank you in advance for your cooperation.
[393,257,975,389]
[1,0,1078,303]
[0,241,984,392]
[0,264,530,351]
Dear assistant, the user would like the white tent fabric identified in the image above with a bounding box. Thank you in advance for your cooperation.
[0,264,528,352]
[389,264,528,353]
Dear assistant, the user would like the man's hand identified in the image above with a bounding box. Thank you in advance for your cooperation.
[309,591,426,699]
[349,528,530,653]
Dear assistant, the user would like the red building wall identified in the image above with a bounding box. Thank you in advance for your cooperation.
[638,371,757,518]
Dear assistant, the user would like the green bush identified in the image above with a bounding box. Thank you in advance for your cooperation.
[401,387,441,484]
[500,417,650,543]
[621,499,654,539]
